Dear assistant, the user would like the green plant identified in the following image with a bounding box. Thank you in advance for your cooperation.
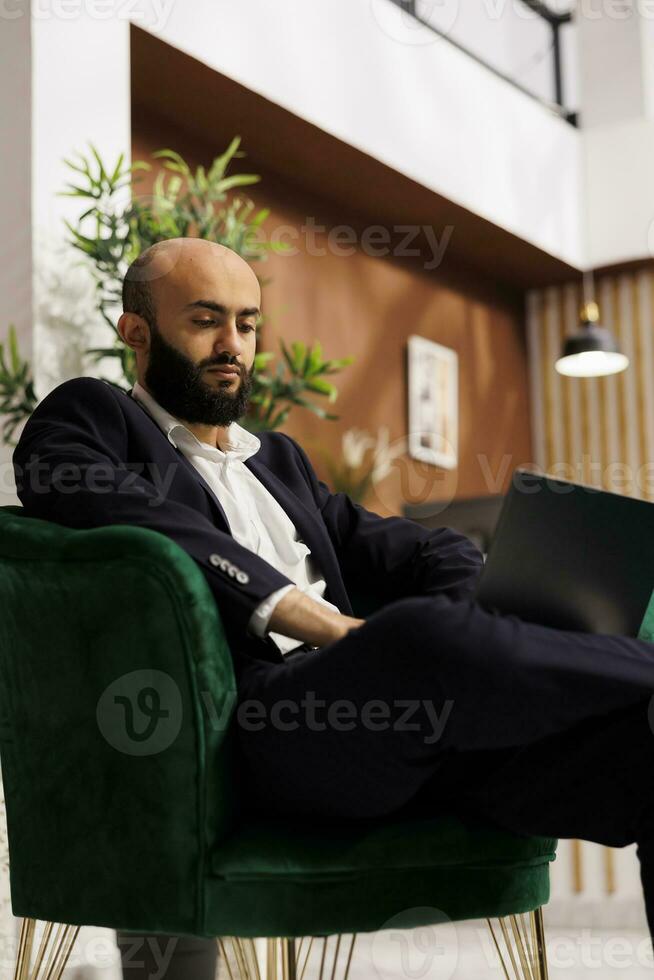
[249,339,353,432]
[0,326,38,446]
[59,140,353,431]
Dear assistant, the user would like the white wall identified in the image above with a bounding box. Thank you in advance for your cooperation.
[584,117,654,268]
[578,3,654,267]
[31,14,132,397]
[417,0,557,105]
[0,12,131,500]
[577,11,645,128]
[149,0,586,269]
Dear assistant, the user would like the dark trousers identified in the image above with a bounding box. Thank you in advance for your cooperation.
[235,593,654,937]
[116,932,217,980]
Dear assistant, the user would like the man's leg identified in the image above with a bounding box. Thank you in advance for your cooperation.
[413,699,654,936]
[236,592,654,822]
[115,932,217,980]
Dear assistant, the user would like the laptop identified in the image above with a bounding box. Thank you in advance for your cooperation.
[474,469,654,640]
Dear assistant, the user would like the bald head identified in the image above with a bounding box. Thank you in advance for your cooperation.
[122,238,260,329]
[118,237,261,408]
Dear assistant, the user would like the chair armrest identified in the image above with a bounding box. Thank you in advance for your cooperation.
[0,508,237,936]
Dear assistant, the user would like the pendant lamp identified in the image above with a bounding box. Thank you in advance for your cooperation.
[555,272,629,378]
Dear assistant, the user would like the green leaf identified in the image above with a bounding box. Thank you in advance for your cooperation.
[214,174,261,193]
[152,148,190,176]
[62,156,91,176]
[87,347,122,357]
[8,326,19,374]
[0,324,38,437]
[109,151,125,185]
[267,406,291,430]
[279,337,297,375]
[291,397,333,419]
[304,377,337,402]
[253,351,275,370]
[59,182,98,198]
[306,340,324,376]
[88,142,108,183]
[321,356,355,373]
[250,207,270,228]
[207,136,242,183]
[291,341,308,374]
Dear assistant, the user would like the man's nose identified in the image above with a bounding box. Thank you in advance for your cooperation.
[213,321,245,360]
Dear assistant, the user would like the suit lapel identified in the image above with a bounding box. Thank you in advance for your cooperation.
[127,386,351,611]
[244,454,351,612]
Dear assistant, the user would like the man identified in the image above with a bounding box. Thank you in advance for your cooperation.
[12,238,654,967]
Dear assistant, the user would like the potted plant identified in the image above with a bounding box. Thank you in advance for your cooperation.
[0,137,354,447]
[60,140,353,433]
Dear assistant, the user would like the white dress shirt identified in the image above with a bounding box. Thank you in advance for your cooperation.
[130,381,340,655]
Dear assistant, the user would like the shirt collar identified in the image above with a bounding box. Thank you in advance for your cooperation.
[129,380,261,462]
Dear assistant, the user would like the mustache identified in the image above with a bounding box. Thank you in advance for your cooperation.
[204,353,245,372]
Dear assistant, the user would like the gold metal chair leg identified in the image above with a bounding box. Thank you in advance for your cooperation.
[220,938,258,980]
[532,908,549,980]
[12,920,80,980]
[487,910,549,980]
[281,939,296,980]
[221,936,357,980]
[266,939,278,980]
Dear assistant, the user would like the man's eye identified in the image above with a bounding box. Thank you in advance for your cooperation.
[192,319,256,331]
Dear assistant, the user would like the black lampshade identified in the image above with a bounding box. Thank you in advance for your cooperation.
[555,302,629,378]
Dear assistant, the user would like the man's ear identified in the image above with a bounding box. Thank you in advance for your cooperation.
[118,312,149,353]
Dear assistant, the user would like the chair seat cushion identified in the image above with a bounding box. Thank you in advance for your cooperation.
[205,813,555,937]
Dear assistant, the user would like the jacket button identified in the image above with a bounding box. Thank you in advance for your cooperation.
[227,565,237,577]
[236,571,249,584]
[209,554,222,567]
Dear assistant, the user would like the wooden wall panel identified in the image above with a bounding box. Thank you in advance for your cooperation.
[527,271,654,500]
[131,105,533,516]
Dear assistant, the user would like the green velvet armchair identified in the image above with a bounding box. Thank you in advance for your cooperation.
[0,505,556,980]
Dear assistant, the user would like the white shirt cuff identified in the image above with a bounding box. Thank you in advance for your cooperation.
[247,584,296,639]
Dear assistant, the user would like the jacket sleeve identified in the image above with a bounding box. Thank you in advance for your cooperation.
[12,377,296,633]
[278,432,484,603]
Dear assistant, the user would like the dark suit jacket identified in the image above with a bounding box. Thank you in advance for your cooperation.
[11,377,483,675]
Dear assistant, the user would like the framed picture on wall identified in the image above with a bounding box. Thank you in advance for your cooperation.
[407,335,458,470]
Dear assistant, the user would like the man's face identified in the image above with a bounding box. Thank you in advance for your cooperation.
[142,246,260,427]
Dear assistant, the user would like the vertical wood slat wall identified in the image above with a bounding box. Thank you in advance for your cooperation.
[527,268,654,925]
[527,269,654,499]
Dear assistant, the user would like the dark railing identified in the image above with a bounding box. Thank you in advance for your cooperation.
[391,0,576,126]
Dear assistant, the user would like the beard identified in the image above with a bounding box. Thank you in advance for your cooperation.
[143,322,255,427]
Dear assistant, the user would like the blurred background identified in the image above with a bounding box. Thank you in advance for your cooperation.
[2,0,654,975]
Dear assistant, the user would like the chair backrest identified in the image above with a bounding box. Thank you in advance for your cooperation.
[0,505,238,935]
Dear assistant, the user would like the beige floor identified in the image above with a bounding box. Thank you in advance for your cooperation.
[343,919,654,979]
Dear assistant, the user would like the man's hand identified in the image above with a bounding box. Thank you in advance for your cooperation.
[268,587,365,648]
